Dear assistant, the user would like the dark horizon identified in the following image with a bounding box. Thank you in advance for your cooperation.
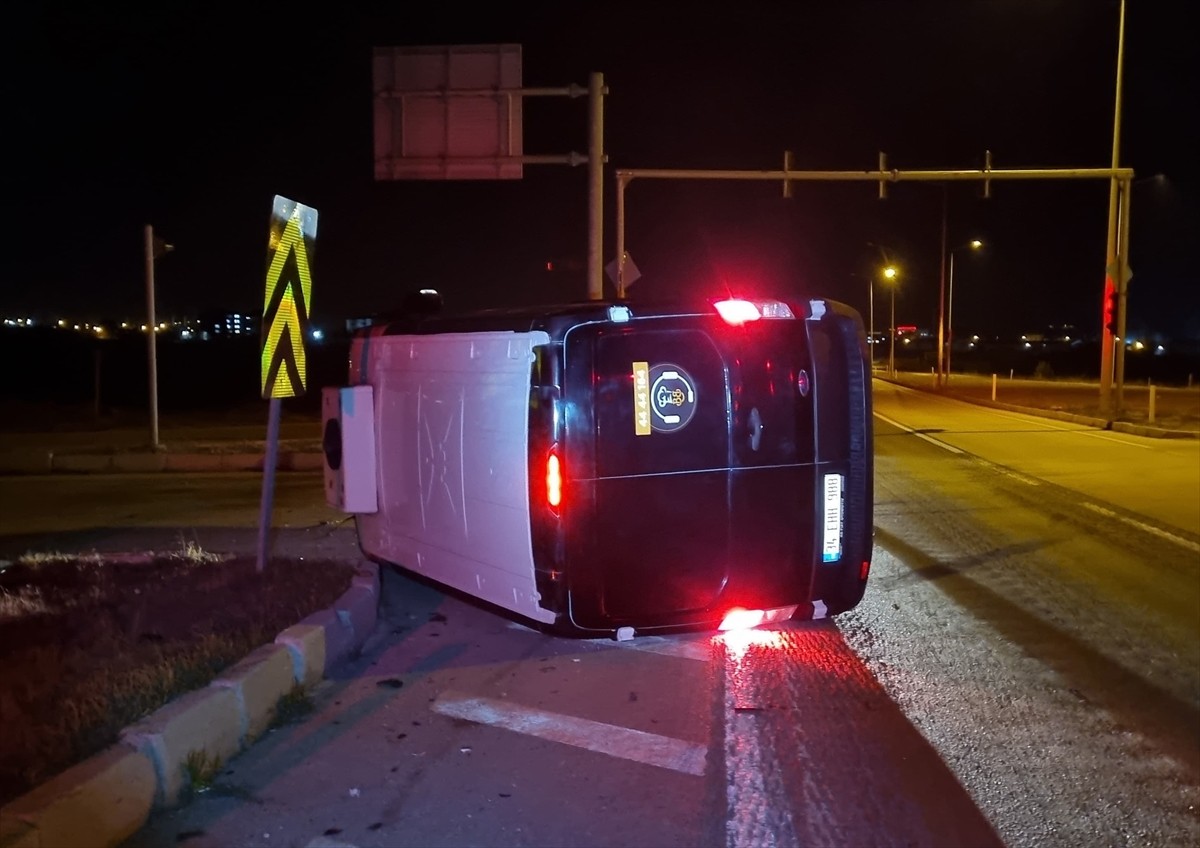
[7,1,1198,341]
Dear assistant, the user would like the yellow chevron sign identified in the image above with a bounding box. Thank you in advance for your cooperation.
[260,196,318,398]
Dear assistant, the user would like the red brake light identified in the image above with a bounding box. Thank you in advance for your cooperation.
[718,605,799,631]
[714,299,762,326]
[713,299,795,326]
[546,449,562,509]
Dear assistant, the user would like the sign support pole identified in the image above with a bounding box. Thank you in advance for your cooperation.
[587,71,605,301]
[256,397,282,572]
[144,224,160,449]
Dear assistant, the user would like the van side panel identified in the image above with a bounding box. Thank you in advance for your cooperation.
[355,331,557,625]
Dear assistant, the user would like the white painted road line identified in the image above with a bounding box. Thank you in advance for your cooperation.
[1082,502,1200,553]
[873,411,965,454]
[431,692,708,776]
[978,406,1152,448]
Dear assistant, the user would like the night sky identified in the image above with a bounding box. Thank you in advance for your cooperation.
[7,1,1198,340]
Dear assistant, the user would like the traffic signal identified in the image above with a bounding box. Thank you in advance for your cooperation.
[1103,286,1118,335]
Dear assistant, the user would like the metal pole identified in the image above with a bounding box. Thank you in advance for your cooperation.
[1114,178,1132,414]
[1100,0,1126,414]
[143,224,160,449]
[889,286,896,377]
[947,251,956,383]
[93,346,102,420]
[586,72,605,301]
[616,174,628,299]
[868,281,874,369]
[937,186,948,387]
[256,397,282,572]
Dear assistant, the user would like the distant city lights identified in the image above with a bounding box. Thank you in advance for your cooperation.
[1,313,1182,358]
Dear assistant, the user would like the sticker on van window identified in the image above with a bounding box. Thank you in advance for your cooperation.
[633,362,651,435]
[648,363,697,433]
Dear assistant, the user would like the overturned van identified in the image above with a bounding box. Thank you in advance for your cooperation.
[322,296,873,638]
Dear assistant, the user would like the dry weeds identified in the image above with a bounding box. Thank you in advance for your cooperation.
[0,547,357,806]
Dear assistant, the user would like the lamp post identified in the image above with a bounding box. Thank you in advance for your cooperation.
[946,239,983,383]
[866,242,900,377]
[868,278,874,369]
[883,265,898,377]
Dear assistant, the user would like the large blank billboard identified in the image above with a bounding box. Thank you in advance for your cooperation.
[373,44,524,180]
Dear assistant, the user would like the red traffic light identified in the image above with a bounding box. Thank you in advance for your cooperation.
[1103,282,1118,335]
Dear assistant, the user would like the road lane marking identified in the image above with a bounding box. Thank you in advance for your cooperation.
[1082,503,1200,553]
[873,412,965,454]
[431,692,708,776]
[879,382,1151,448]
[994,467,1040,486]
[976,407,1152,448]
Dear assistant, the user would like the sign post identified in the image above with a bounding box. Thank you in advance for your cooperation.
[256,196,318,572]
[372,45,606,300]
[143,225,173,449]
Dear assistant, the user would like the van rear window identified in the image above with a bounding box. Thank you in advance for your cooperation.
[590,328,730,478]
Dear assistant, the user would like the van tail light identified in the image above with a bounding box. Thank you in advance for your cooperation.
[713,299,796,326]
[718,605,799,631]
[546,448,563,511]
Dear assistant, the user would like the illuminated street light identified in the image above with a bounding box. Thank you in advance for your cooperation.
[946,239,984,382]
[866,242,902,377]
[883,265,899,377]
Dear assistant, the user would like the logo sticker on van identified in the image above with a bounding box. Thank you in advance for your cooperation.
[648,363,697,433]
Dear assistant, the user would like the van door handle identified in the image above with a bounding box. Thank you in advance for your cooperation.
[748,407,763,452]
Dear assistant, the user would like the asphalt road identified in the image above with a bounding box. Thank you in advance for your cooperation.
[873,379,1200,537]
[1,383,1197,847]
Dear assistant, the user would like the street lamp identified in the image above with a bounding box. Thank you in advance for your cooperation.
[883,265,898,377]
[946,239,983,383]
[866,241,901,376]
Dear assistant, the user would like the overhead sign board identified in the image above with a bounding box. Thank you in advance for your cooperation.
[373,44,524,180]
[260,196,318,399]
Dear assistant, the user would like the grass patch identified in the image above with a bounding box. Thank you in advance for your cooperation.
[272,684,316,728]
[184,748,223,794]
[0,549,358,806]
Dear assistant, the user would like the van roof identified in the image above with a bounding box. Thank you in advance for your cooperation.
[372,299,727,339]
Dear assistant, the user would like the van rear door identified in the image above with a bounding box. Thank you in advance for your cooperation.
[562,321,733,630]
[725,319,816,610]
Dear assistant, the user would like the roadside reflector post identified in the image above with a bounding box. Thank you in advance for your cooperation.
[1149,384,1156,424]
[992,373,997,401]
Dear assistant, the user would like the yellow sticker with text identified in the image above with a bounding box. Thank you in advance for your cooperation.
[633,361,651,436]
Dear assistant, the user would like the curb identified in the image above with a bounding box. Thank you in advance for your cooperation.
[962,397,1198,439]
[876,377,1198,440]
[0,561,381,848]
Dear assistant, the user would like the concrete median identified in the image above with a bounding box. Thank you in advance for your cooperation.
[0,561,381,848]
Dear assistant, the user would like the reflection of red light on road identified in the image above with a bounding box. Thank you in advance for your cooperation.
[714,627,785,662]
